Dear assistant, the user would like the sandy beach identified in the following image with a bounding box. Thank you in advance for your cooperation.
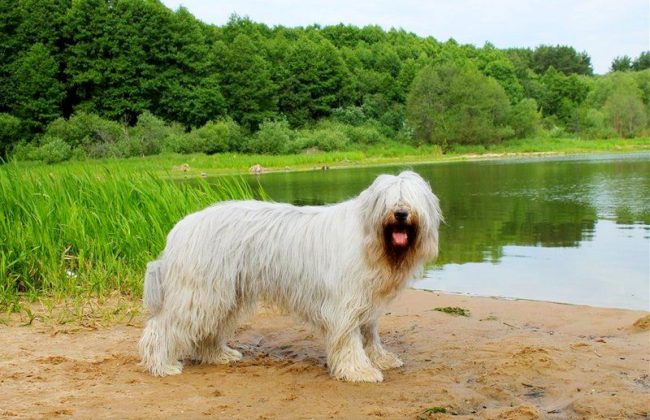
[1,289,648,419]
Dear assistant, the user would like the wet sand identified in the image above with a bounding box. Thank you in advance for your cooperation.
[1,289,648,419]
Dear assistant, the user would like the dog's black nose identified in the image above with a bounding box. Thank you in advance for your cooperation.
[394,210,408,222]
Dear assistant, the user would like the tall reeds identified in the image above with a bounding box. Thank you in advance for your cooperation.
[0,164,254,307]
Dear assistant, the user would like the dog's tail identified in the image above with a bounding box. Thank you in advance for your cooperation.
[143,260,165,314]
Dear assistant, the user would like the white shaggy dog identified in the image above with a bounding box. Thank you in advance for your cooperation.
[139,171,442,382]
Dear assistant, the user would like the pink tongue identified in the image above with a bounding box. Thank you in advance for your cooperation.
[392,232,408,246]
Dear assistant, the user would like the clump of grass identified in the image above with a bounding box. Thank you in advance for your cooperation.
[0,163,255,309]
[418,406,448,419]
[433,306,470,317]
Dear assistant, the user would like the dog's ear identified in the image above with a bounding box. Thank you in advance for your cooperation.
[357,176,384,220]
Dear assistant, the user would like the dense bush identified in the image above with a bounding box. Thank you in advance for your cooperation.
[163,134,202,155]
[291,126,350,152]
[45,112,126,151]
[36,137,72,164]
[343,123,387,145]
[190,119,244,154]
[128,111,178,156]
[246,119,294,154]
[331,106,367,126]
[0,114,22,158]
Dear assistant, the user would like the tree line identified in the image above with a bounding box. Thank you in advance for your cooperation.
[1,0,648,161]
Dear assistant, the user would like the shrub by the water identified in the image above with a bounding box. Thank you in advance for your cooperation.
[45,112,126,152]
[291,125,350,152]
[190,118,244,154]
[246,119,294,154]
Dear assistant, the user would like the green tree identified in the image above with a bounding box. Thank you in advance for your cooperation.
[632,69,650,108]
[483,59,524,102]
[395,58,419,102]
[406,63,511,147]
[531,45,593,75]
[150,7,226,127]
[585,71,644,109]
[507,98,541,138]
[537,67,590,123]
[632,51,650,71]
[66,0,223,126]
[583,71,648,137]
[611,55,633,72]
[218,34,278,130]
[603,92,646,137]
[373,42,402,78]
[0,0,70,114]
[8,43,64,132]
[13,0,70,54]
[320,23,362,48]
[277,34,352,126]
[504,48,534,77]
[64,0,121,118]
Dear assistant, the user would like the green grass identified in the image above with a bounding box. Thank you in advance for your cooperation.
[418,406,448,419]
[14,137,648,178]
[12,144,444,178]
[0,163,255,310]
[448,136,650,155]
[433,306,470,317]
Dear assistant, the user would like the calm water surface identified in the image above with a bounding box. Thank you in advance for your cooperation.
[242,153,650,310]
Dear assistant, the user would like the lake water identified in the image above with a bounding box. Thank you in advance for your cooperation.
[242,153,650,310]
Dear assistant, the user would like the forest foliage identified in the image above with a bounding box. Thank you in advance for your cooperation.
[1,0,649,162]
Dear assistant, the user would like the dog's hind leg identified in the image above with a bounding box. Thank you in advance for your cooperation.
[326,324,384,383]
[361,319,403,370]
[139,315,184,376]
[191,301,253,364]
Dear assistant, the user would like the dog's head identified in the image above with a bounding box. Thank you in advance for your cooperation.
[359,171,442,268]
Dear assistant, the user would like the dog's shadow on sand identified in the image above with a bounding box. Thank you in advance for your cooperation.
[230,325,329,369]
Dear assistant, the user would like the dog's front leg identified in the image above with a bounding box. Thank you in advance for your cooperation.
[326,326,384,382]
[361,319,404,370]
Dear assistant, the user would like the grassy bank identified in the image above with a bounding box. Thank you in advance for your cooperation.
[1,137,648,314]
[0,165,255,310]
[13,137,650,178]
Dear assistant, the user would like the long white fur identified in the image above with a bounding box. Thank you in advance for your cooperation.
[139,170,442,382]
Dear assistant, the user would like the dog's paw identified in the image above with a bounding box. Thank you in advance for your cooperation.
[221,345,243,362]
[369,350,404,370]
[148,361,183,377]
[198,345,242,364]
[333,364,384,383]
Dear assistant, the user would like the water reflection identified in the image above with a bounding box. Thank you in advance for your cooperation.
[240,153,649,309]
[421,220,649,310]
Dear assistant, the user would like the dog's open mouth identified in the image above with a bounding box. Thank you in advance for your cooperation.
[384,223,416,249]
[391,230,409,247]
